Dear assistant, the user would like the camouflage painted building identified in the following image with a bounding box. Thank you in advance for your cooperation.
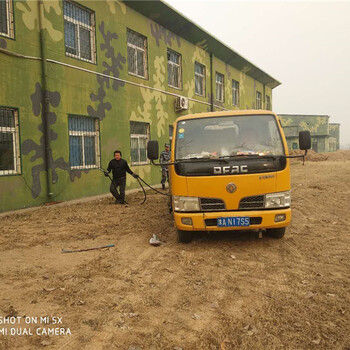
[0,0,280,212]
[279,114,340,153]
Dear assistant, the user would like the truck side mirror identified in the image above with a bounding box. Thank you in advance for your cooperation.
[147,140,159,160]
[299,130,311,150]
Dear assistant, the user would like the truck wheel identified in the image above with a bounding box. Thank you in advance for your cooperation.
[177,229,193,243]
[265,227,286,239]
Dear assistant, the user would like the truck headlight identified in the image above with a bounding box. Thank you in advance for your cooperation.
[265,191,291,208]
[173,196,200,212]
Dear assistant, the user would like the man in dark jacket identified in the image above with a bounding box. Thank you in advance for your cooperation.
[105,150,138,204]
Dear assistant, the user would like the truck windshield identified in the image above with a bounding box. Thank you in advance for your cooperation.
[175,114,285,160]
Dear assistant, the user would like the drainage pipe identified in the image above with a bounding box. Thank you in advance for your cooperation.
[38,0,53,200]
[210,53,214,112]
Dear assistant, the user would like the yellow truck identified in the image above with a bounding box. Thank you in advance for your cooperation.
[147,110,311,243]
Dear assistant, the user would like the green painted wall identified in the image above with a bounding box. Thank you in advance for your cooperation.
[329,123,340,151]
[279,114,340,153]
[0,0,277,212]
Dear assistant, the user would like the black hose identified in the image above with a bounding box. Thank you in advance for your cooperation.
[138,177,171,197]
[136,176,147,205]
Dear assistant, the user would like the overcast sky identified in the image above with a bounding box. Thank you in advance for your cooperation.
[166,0,350,148]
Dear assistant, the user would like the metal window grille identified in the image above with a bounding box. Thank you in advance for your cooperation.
[0,0,14,38]
[266,95,271,110]
[63,1,96,63]
[232,80,239,106]
[256,91,262,109]
[130,121,150,165]
[0,107,20,175]
[68,116,100,169]
[216,72,224,102]
[127,29,147,78]
[167,49,182,89]
[195,62,205,96]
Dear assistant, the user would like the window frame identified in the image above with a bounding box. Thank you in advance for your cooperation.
[167,49,182,90]
[256,91,262,109]
[0,0,14,39]
[194,62,206,97]
[130,121,150,166]
[63,0,96,63]
[68,115,100,170]
[127,28,148,79]
[0,107,20,176]
[215,72,224,102]
[232,79,239,107]
[266,95,271,110]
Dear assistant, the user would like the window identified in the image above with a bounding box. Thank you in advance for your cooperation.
[63,1,96,63]
[195,62,205,96]
[130,121,150,165]
[266,95,271,110]
[215,72,224,102]
[127,29,148,79]
[256,91,262,109]
[167,49,182,89]
[68,115,100,169]
[0,0,14,38]
[169,125,174,143]
[232,80,239,106]
[0,107,20,175]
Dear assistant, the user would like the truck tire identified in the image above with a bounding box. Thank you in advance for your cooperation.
[177,229,193,243]
[265,227,286,239]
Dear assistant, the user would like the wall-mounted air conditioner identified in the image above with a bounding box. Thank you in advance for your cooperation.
[174,96,188,112]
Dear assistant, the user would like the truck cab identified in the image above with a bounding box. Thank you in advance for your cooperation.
[148,110,310,243]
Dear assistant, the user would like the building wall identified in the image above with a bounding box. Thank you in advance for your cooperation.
[329,123,340,151]
[0,0,276,212]
[279,114,336,153]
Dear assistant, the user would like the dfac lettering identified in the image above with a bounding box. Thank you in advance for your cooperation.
[213,165,248,174]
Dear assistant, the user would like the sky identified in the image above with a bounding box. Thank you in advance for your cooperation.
[166,0,350,148]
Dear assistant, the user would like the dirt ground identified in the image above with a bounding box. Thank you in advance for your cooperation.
[0,151,350,350]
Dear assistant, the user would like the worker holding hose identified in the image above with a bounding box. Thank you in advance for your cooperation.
[105,150,139,204]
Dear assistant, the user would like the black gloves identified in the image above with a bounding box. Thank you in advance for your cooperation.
[133,173,139,179]
[104,171,109,177]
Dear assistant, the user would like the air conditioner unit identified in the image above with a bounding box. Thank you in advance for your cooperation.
[175,96,188,112]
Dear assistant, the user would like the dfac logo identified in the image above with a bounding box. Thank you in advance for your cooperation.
[226,183,237,193]
[213,165,248,174]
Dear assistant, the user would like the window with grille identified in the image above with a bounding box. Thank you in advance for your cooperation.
[232,80,239,106]
[130,121,150,165]
[195,62,205,96]
[0,0,14,38]
[63,1,96,63]
[68,115,100,169]
[127,29,147,79]
[216,72,224,102]
[256,91,262,109]
[266,95,271,110]
[167,49,182,89]
[0,107,20,175]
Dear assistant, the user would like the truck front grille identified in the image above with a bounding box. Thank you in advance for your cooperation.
[200,198,226,211]
[239,195,265,209]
